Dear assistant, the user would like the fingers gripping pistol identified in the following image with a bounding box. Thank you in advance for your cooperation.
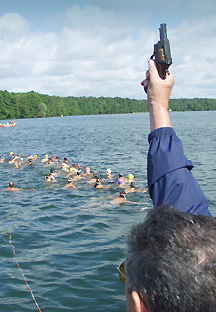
[151,23,172,79]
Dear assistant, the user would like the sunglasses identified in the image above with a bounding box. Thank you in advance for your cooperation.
[117,260,127,284]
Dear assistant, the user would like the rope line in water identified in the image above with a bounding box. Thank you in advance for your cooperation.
[9,234,42,312]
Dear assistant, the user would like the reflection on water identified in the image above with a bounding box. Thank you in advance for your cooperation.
[0,112,215,311]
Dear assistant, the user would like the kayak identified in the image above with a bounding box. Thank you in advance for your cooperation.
[0,123,16,127]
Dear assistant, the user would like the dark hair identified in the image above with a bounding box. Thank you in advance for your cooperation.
[9,182,15,188]
[119,190,126,198]
[126,205,216,312]
[50,168,55,173]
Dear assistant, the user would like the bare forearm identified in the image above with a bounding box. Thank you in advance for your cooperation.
[148,105,172,132]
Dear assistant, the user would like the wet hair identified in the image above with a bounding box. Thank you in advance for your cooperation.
[46,173,51,179]
[130,182,135,188]
[9,182,15,188]
[126,205,216,312]
[119,190,126,198]
[119,173,124,178]
[77,170,81,175]
[68,178,73,183]
[50,168,55,173]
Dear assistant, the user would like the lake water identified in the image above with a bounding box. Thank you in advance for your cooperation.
[0,111,215,312]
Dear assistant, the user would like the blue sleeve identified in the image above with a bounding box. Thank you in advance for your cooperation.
[147,127,211,216]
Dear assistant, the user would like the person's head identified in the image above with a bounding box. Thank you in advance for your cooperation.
[45,154,48,159]
[9,182,15,188]
[86,167,91,174]
[45,173,51,180]
[50,168,55,174]
[119,191,126,198]
[67,178,73,184]
[130,182,135,189]
[128,174,134,180]
[95,173,101,179]
[125,205,216,312]
[77,170,81,176]
[118,178,124,185]
[106,168,112,175]
[119,172,124,178]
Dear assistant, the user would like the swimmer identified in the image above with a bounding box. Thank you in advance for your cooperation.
[93,178,104,189]
[73,170,84,181]
[85,167,93,177]
[33,155,38,160]
[106,168,113,179]
[0,156,5,163]
[64,178,76,189]
[41,154,49,163]
[26,159,33,166]
[111,191,139,205]
[125,182,149,194]
[27,153,33,159]
[87,173,101,184]
[127,173,135,183]
[9,152,14,157]
[76,161,81,169]
[8,156,16,164]
[62,162,70,172]
[63,157,70,164]
[55,155,61,162]
[14,161,20,169]
[66,167,77,177]
[45,173,57,182]
[118,177,125,187]
[5,182,22,192]
[50,167,58,177]
[47,158,53,166]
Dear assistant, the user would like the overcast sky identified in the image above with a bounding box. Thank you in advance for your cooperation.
[0,0,215,99]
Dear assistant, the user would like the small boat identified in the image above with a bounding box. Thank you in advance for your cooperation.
[0,121,16,127]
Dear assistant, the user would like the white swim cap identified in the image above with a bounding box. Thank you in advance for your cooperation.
[106,168,112,174]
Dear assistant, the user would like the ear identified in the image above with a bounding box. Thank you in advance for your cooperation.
[131,291,148,312]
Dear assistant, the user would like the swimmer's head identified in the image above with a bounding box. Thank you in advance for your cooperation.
[118,178,124,185]
[9,152,13,156]
[45,173,51,179]
[130,182,135,188]
[9,182,15,188]
[128,174,134,180]
[29,152,33,156]
[70,167,75,173]
[50,168,55,173]
[119,173,124,178]
[119,191,126,198]
[45,154,48,159]
[96,178,101,183]
[106,168,112,174]
[77,170,81,175]
[68,178,73,183]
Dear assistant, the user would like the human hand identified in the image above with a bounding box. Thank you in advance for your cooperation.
[141,59,175,132]
[141,59,175,112]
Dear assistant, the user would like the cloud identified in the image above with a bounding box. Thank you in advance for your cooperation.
[0,3,215,99]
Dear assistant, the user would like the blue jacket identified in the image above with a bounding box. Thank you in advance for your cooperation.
[147,127,211,216]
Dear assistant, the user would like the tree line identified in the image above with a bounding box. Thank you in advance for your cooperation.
[0,89,215,120]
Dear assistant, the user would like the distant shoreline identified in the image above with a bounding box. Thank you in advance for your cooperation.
[0,89,215,120]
